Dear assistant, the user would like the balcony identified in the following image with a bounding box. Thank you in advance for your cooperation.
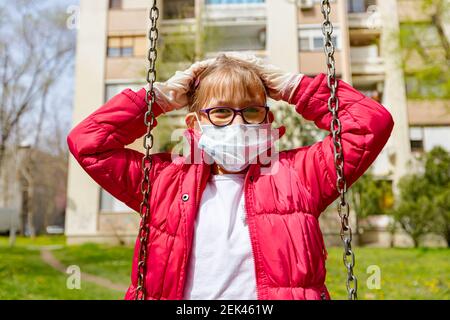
[203,1,267,52]
[350,45,384,74]
[204,0,266,26]
[347,0,381,30]
[160,18,197,34]
[204,23,266,52]
[408,100,450,126]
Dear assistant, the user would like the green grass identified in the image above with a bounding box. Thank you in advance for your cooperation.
[0,235,66,247]
[325,247,450,300]
[52,242,133,286]
[0,236,448,300]
[0,246,124,300]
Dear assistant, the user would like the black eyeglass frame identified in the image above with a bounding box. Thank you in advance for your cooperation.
[199,105,270,127]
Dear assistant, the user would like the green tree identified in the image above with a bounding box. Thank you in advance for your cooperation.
[432,188,450,246]
[272,101,326,151]
[391,174,434,247]
[424,146,450,246]
[350,172,393,218]
[399,0,450,99]
[391,146,450,247]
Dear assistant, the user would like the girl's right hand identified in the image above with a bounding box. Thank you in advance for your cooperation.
[149,58,216,113]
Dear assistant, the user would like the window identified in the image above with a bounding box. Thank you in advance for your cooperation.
[120,36,134,57]
[163,0,195,19]
[206,0,265,3]
[410,127,424,153]
[313,37,337,50]
[299,27,340,51]
[109,0,122,9]
[107,36,146,58]
[312,37,323,50]
[121,47,134,57]
[411,140,424,152]
[347,0,376,13]
[299,37,309,51]
[107,47,121,57]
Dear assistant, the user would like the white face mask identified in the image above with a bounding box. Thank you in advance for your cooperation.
[194,113,278,172]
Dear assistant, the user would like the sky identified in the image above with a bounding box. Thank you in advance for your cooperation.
[0,0,80,152]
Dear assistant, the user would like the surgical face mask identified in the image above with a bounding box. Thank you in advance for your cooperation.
[194,113,278,172]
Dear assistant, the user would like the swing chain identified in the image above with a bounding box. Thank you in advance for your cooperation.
[135,1,160,300]
[320,0,358,300]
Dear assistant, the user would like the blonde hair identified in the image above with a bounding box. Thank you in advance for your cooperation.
[187,54,268,113]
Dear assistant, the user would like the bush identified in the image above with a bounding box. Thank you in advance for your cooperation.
[392,146,450,247]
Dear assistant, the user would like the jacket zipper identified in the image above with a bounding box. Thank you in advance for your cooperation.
[243,170,262,300]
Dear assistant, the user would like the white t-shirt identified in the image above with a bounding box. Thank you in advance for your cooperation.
[183,173,257,300]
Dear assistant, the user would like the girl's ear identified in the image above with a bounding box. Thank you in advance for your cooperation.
[185,112,196,128]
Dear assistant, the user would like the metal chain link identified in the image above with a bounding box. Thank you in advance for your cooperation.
[320,0,357,300]
[135,1,160,300]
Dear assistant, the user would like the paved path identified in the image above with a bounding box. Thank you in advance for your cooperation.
[40,248,128,292]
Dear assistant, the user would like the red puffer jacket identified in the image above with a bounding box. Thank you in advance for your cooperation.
[67,72,394,300]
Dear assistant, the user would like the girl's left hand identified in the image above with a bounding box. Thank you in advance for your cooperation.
[224,52,305,104]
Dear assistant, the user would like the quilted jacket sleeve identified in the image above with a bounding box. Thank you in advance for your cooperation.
[67,88,172,213]
[285,73,394,216]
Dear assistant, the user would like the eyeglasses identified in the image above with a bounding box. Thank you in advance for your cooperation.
[199,106,269,127]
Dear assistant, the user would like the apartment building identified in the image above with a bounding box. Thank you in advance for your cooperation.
[66,0,429,245]
[397,0,450,156]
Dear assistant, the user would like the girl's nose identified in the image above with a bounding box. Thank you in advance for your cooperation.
[231,113,244,125]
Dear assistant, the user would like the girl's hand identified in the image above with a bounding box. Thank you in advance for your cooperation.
[148,58,216,113]
[224,52,305,104]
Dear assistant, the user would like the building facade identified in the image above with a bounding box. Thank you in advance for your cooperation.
[66,0,447,245]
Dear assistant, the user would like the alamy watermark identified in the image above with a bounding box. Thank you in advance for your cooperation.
[66,265,81,290]
[66,5,80,30]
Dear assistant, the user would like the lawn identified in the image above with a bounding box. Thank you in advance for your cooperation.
[53,242,134,286]
[325,247,449,300]
[0,236,448,300]
[0,245,123,299]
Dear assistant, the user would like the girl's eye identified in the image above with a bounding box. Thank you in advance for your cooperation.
[211,108,232,115]
[245,107,259,113]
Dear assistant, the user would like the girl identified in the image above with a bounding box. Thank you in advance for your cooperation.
[67,53,394,300]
